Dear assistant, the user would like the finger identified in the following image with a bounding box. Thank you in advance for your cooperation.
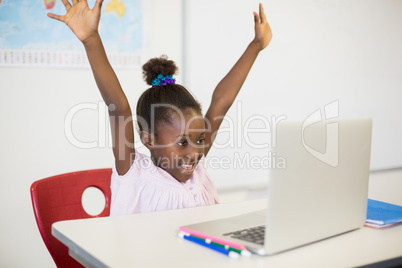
[74,0,89,5]
[253,11,260,24]
[61,0,72,10]
[93,0,104,13]
[47,12,65,23]
[259,3,267,23]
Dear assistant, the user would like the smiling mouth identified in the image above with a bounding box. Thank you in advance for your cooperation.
[181,163,194,170]
[179,161,198,173]
[177,154,203,174]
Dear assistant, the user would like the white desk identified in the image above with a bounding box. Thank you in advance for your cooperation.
[53,170,402,268]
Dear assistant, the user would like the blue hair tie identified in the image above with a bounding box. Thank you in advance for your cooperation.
[151,74,176,87]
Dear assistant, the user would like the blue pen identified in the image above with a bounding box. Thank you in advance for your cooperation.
[178,232,240,259]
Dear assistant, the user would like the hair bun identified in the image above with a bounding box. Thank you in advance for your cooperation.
[142,55,178,86]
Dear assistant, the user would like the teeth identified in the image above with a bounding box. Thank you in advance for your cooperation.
[181,164,193,170]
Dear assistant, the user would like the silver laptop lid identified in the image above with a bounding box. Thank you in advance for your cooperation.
[265,118,372,254]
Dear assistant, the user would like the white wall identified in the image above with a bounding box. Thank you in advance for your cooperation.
[185,0,402,190]
[1,0,401,266]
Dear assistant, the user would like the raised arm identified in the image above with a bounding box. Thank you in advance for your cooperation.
[48,0,135,174]
[204,3,273,156]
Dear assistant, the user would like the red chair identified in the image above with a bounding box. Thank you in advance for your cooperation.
[30,169,112,268]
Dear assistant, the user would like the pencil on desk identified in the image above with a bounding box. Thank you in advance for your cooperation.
[188,234,251,257]
[179,226,246,250]
[178,232,240,259]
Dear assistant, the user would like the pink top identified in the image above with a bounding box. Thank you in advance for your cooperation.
[110,150,219,216]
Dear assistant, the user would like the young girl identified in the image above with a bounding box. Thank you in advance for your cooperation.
[48,0,272,215]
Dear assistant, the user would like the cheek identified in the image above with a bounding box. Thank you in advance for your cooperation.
[151,147,181,162]
[150,148,165,162]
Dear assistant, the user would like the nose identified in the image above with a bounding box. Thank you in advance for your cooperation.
[184,143,203,160]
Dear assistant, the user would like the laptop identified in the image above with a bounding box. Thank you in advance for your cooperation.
[181,118,372,255]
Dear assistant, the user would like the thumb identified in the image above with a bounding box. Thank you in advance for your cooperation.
[253,12,260,24]
[47,12,65,23]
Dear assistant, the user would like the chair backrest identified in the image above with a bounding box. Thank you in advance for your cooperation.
[30,168,112,268]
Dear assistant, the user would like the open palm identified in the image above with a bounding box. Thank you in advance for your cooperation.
[47,0,103,43]
[253,3,273,51]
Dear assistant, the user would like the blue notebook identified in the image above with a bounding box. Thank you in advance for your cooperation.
[366,199,402,228]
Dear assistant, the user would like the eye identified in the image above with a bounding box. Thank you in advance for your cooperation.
[197,138,205,144]
[177,140,188,146]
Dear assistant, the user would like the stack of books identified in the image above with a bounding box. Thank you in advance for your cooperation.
[366,199,402,228]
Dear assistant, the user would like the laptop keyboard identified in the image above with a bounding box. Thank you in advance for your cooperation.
[223,225,265,245]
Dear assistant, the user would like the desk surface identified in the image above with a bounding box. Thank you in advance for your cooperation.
[52,170,402,268]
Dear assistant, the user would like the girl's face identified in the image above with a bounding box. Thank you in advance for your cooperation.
[149,108,206,182]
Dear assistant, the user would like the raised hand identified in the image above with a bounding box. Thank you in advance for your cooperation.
[252,3,273,51]
[47,0,103,43]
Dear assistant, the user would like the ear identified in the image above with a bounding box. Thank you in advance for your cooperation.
[140,131,154,150]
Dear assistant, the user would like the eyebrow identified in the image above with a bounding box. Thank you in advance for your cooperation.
[176,132,206,138]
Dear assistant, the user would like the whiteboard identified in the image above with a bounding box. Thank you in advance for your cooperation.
[183,0,402,187]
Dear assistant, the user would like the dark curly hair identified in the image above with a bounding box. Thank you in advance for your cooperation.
[137,55,202,135]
